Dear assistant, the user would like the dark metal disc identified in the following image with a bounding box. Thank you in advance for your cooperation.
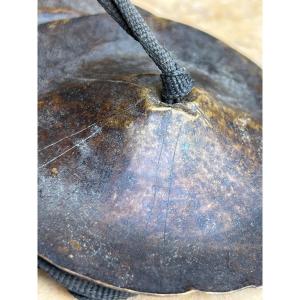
[38,11,262,294]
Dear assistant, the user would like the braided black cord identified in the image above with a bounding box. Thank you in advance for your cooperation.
[96,0,193,103]
[38,257,133,300]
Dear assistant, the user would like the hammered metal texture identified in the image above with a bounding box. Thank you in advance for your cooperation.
[38,12,262,294]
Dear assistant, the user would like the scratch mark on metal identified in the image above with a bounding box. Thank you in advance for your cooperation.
[39,98,145,168]
[145,114,169,231]
[193,103,212,128]
[39,123,97,152]
[39,127,102,168]
[162,125,182,249]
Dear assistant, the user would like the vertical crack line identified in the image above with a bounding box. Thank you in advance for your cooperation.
[145,114,169,232]
[162,125,182,257]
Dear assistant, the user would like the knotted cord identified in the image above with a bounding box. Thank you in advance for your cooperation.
[96,0,193,104]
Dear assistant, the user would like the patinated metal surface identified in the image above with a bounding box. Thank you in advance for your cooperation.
[38,12,262,294]
[38,0,103,24]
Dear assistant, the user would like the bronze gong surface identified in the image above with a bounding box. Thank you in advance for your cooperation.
[38,11,262,294]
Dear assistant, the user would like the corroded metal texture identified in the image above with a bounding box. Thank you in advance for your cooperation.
[38,0,103,24]
[38,12,262,294]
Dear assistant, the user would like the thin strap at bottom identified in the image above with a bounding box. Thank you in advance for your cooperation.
[38,257,133,300]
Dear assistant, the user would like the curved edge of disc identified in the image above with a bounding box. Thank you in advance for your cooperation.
[38,10,262,296]
[39,255,262,296]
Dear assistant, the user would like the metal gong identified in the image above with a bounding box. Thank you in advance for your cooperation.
[38,9,262,295]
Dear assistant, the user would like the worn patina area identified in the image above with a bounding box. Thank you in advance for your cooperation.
[38,13,262,294]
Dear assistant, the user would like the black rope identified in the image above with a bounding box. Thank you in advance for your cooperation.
[38,257,133,300]
[96,0,193,104]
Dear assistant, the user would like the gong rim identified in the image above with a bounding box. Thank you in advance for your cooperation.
[39,255,260,296]
[38,11,262,294]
